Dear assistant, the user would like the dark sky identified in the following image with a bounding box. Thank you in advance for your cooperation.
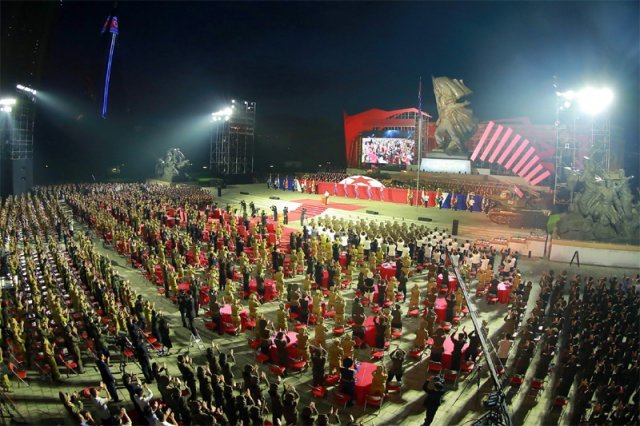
[1,1,638,182]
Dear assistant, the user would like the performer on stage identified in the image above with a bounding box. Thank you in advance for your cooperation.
[421,189,429,207]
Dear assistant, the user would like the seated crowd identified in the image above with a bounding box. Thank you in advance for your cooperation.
[0,182,636,426]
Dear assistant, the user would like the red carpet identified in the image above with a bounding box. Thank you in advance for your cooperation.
[292,198,365,211]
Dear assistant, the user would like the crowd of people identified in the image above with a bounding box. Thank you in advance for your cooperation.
[360,138,415,166]
[1,182,637,426]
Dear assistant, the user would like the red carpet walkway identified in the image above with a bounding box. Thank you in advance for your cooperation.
[287,199,365,223]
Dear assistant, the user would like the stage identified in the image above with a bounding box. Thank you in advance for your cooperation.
[215,183,549,251]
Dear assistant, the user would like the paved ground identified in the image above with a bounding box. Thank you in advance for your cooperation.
[6,184,638,426]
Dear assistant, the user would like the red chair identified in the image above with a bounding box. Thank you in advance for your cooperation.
[333,391,351,408]
[510,375,524,386]
[224,322,239,336]
[371,349,385,361]
[409,348,424,359]
[311,385,328,398]
[333,326,345,336]
[553,396,568,408]
[122,347,135,363]
[270,365,286,376]
[256,353,270,364]
[408,309,419,317]
[428,361,443,373]
[364,392,384,413]
[324,373,340,386]
[205,321,218,330]
[528,378,544,400]
[391,329,402,339]
[386,381,401,394]
[443,370,458,387]
[58,354,79,377]
[8,362,28,386]
[248,339,261,349]
[289,359,307,373]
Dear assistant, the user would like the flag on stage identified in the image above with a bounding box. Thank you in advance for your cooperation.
[513,185,524,198]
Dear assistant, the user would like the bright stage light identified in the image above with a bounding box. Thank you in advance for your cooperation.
[576,87,613,116]
[0,98,17,106]
[1,106,12,113]
[557,87,613,116]
[211,106,233,122]
[16,84,37,95]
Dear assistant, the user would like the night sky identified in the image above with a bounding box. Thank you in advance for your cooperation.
[1,1,638,183]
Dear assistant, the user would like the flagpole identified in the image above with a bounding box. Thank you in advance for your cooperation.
[415,77,422,208]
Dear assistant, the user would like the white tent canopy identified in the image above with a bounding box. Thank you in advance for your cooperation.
[339,175,385,188]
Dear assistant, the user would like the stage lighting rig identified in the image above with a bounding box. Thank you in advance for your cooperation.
[556,87,613,116]
[211,107,233,122]
[0,98,16,113]
[16,84,37,96]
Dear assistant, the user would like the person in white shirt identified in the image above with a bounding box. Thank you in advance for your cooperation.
[340,234,348,249]
[497,334,513,365]
[134,384,154,411]
[480,256,490,271]
[450,250,460,266]
[387,239,396,259]
[90,384,113,424]
[363,236,371,253]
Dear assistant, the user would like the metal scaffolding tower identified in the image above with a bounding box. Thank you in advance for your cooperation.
[0,88,35,196]
[209,100,256,175]
[552,117,577,205]
[590,117,611,173]
[10,91,35,160]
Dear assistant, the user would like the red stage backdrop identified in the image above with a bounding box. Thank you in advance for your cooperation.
[344,110,562,180]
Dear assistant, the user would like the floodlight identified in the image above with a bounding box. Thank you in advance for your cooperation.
[16,84,37,95]
[211,106,233,122]
[1,106,12,113]
[576,87,613,116]
[0,98,17,106]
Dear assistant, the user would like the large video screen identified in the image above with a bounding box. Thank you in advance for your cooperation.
[361,137,416,165]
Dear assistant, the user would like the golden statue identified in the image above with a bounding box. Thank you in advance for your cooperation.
[432,76,478,155]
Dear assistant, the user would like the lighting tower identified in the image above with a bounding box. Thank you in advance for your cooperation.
[553,83,613,206]
[209,100,256,175]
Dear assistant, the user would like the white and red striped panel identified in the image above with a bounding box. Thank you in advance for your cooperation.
[470,121,550,186]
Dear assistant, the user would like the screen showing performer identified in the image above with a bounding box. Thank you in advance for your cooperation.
[361,137,416,165]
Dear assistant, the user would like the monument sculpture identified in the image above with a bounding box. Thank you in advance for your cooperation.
[155,148,191,182]
[556,158,639,243]
[432,76,478,155]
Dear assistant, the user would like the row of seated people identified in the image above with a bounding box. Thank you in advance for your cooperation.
[494,270,639,425]
[2,189,175,397]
